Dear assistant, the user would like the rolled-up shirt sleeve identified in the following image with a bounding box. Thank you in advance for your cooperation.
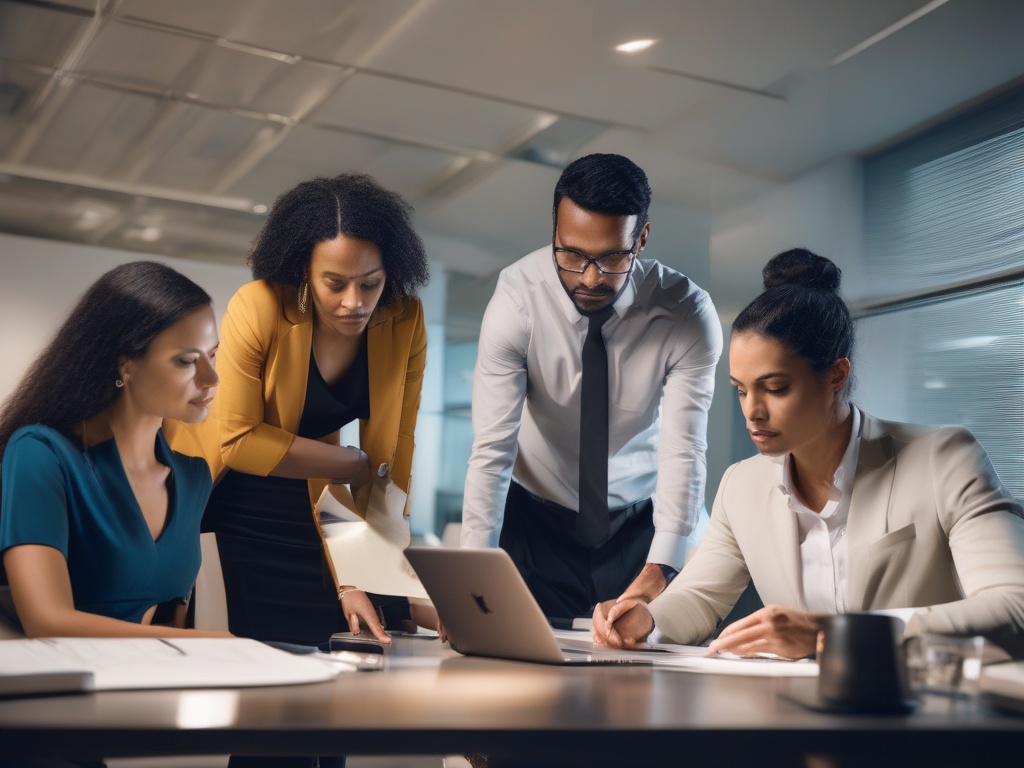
[648,293,723,569]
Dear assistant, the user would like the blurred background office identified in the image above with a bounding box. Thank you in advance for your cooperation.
[0,0,1021,545]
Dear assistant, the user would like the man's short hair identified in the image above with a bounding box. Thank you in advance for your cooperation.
[552,153,652,242]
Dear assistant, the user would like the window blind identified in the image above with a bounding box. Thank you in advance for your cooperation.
[857,83,1024,497]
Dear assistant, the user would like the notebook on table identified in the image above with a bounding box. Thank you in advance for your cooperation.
[403,546,656,666]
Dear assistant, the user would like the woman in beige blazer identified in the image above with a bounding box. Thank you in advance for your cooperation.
[594,249,1024,659]
[167,174,429,650]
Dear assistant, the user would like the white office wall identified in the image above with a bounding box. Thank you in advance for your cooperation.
[0,231,250,404]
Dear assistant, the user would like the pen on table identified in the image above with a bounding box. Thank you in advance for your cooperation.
[159,638,188,656]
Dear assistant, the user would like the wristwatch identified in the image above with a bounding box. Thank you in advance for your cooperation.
[656,563,678,586]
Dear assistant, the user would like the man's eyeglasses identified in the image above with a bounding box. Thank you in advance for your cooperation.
[552,240,638,275]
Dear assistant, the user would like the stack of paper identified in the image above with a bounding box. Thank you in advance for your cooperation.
[0,637,343,692]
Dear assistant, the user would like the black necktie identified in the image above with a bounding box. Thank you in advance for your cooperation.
[577,305,614,548]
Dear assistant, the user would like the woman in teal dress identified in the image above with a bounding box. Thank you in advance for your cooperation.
[0,261,228,638]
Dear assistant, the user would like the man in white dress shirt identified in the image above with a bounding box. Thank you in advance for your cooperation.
[461,154,723,622]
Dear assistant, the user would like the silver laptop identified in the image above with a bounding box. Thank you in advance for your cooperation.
[404,546,656,666]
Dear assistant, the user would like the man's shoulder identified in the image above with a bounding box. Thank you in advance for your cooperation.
[634,259,713,315]
[499,247,549,284]
[493,247,554,309]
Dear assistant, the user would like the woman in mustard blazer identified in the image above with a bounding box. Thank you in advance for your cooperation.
[168,174,429,648]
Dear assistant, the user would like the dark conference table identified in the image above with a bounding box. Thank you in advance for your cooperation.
[1,637,1023,767]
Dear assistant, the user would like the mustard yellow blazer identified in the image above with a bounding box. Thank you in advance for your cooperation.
[166,279,426,516]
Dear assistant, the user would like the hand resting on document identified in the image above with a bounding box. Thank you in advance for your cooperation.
[706,605,825,659]
[594,599,825,659]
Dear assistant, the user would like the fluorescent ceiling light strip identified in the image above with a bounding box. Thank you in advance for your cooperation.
[830,0,950,66]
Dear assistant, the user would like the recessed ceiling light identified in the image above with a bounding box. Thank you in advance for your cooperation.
[615,39,656,54]
[253,204,267,214]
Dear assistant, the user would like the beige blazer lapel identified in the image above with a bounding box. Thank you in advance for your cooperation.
[846,411,898,610]
[762,481,806,609]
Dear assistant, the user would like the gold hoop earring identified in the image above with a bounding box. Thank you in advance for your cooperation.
[298,281,309,314]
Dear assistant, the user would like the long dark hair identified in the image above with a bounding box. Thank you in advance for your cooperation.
[0,261,212,456]
[248,173,429,309]
[733,248,854,394]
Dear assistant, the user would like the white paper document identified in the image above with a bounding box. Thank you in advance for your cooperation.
[550,630,818,677]
[0,637,343,691]
[317,479,429,600]
[650,647,818,677]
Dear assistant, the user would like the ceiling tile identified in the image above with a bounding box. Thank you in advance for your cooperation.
[0,63,50,151]
[591,0,931,90]
[359,144,462,200]
[421,158,560,259]
[22,82,163,176]
[120,0,421,65]
[20,81,266,191]
[226,124,389,206]
[314,72,554,154]
[358,0,751,129]
[0,1,91,69]
[79,20,347,119]
[137,108,271,192]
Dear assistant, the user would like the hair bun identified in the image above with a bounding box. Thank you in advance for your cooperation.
[762,248,841,292]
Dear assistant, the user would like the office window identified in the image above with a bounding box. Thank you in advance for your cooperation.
[856,281,1024,498]
[863,86,1024,299]
[856,84,1024,497]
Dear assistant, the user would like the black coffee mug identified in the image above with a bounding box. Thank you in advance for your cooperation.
[816,613,915,714]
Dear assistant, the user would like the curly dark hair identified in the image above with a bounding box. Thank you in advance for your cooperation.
[248,173,429,308]
[0,262,212,457]
[552,153,652,243]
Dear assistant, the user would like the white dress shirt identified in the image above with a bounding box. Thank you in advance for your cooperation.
[461,246,723,569]
[778,408,861,614]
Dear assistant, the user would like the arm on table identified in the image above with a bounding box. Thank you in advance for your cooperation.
[906,427,1024,657]
[597,463,754,648]
[617,298,723,604]
[4,546,231,638]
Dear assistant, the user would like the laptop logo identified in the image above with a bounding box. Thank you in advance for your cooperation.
[472,592,493,615]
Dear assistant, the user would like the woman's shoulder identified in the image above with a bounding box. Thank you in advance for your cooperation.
[391,295,424,322]
[4,425,78,460]
[719,452,780,491]
[229,279,283,313]
[860,411,977,454]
